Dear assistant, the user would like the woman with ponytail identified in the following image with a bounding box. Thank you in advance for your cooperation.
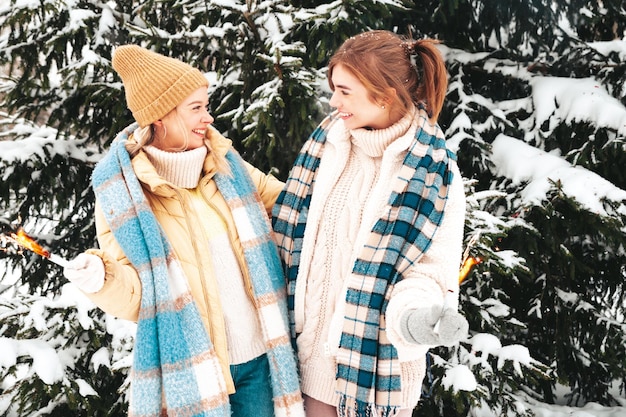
[273,30,468,417]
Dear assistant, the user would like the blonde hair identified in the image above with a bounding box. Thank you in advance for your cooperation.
[125,109,189,156]
[125,112,230,174]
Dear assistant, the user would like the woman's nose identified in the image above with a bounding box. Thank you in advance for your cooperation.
[329,91,339,108]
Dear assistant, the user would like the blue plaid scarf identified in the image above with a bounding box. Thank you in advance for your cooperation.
[272,109,454,417]
[93,124,304,417]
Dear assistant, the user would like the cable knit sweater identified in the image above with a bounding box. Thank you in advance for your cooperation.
[294,110,466,408]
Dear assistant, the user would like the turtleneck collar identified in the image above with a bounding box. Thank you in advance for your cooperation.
[350,108,416,158]
[143,145,208,189]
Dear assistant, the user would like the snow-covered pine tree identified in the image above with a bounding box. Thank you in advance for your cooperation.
[407,0,626,414]
[1,1,625,416]
[0,0,326,414]
[1,1,132,412]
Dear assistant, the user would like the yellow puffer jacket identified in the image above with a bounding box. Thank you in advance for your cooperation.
[84,127,284,393]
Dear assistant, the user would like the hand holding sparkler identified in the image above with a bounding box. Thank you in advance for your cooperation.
[400,304,469,346]
[1,227,104,293]
[63,253,105,293]
[407,233,481,346]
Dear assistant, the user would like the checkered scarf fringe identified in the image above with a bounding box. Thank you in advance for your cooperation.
[272,109,455,417]
[93,124,303,417]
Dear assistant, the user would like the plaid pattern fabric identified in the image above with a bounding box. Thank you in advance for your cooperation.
[214,150,305,417]
[272,109,455,417]
[92,125,230,417]
[93,124,303,417]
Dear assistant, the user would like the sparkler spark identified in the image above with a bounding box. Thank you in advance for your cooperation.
[458,232,481,284]
[459,256,481,284]
[11,227,50,257]
[0,227,70,268]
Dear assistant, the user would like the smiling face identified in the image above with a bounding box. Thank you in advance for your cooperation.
[328,64,394,130]
[152,87,214,151]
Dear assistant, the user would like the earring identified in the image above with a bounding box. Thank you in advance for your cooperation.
[381,105,386,109]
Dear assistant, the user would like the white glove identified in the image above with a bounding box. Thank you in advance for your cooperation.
[63,253,105,293]
[400,305,469,346]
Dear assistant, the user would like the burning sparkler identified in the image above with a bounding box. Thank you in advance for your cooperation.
[459,256,481,284]
[0,227,70,268]
[458,232,481,285]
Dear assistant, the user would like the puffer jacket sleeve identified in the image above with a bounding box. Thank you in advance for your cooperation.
[384,160,467,361]
[83,199,142,322]
[243,160,285,214]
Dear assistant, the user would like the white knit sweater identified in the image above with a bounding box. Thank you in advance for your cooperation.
[295,110,466,408]
[143,145,207,188]
[188,188,266,364]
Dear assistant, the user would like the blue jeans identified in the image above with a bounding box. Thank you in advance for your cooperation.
[229,354,275,417]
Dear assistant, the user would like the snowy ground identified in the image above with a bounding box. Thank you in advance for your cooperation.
[525,399,626,417]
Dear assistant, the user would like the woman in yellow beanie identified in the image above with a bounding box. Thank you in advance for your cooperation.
[62,45,305,417]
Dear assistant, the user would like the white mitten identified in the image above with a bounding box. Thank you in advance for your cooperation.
[434,308,469,346]
[400,305,468,346]
[63,253,105,293]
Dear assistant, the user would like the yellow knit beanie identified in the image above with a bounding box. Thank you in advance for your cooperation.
[112,45,209,128]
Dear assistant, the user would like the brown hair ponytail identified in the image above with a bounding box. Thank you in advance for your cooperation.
[410,39,448,121]
[328,30,448,123]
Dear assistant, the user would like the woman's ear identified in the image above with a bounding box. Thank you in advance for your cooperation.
[384,87,398,103]
[378,88,397,108]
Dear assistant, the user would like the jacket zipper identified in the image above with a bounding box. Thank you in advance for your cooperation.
[172,186,216,342]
